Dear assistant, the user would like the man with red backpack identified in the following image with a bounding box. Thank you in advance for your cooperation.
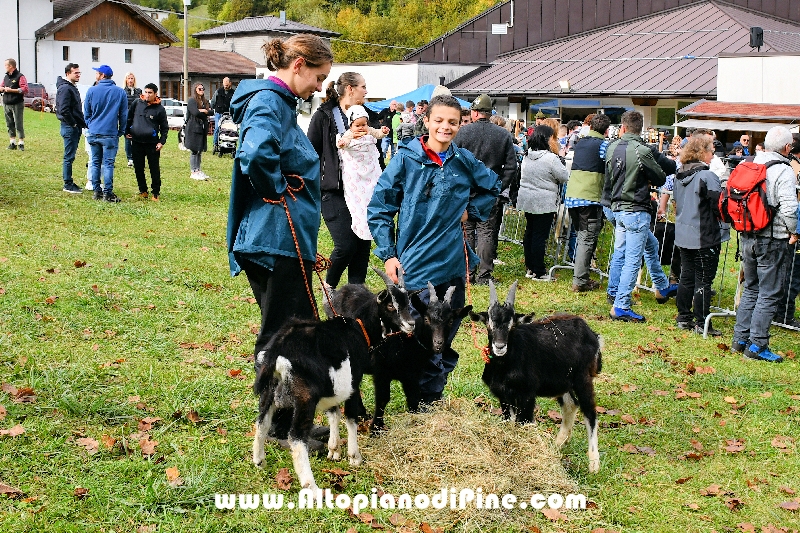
[728,126,798,362]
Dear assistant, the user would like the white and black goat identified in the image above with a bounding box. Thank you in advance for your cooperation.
[370,283,472,432]
[252,316,370,490]
[470,280,603,473]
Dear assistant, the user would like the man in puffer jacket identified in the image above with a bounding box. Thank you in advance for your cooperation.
[125,83,168,201]
[732,126,798,363]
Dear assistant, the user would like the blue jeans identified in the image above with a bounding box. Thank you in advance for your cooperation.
[734,234,788,348]
[605,208,669,303]
[60,123,82,185]
[381,137,396,158]
[124,136,132,161]
[87,133,119,193]
[612,211,669,310]
[213,112,221,146]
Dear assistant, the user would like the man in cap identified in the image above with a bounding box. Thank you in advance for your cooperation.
[84,64,128,203]
[454,93,517,285]
[535,110,547,126]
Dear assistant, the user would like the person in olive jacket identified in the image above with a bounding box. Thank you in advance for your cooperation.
[125,83,168,200]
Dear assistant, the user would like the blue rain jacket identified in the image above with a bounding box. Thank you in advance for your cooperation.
[226,79,321,276]
[368,137,501,291]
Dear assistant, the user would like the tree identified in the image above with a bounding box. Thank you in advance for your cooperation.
[207,0,225,18]
[219,0,254,21]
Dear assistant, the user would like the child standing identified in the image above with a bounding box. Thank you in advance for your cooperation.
[368,95,501,403]
[336,105,388,240]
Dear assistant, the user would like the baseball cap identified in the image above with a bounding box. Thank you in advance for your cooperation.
[471,94,492,112]
[92,65,113,78]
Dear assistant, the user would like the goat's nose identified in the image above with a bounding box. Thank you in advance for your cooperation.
[492,343,507,356]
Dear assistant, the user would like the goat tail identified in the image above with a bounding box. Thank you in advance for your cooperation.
[592,335,604,376]
[253,350,279,398]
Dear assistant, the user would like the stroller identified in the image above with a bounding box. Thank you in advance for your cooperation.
[213,113,239,157]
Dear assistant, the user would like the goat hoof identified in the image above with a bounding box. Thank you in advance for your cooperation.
[253,449,266,468]
[554,433,570,448]
[303,482,320,492]
[588,455,600,473]
[328,449,341,461]
[349,452,362,466]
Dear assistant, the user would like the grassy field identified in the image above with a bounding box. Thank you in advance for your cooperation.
[1,109,799,532]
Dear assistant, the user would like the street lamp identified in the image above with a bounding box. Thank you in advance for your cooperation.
[183,0,191,102]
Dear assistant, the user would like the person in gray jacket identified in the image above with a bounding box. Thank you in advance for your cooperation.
[517,125,568,280]
[732,126,799,363]
[454,93,517,284]
[673,135,724,336]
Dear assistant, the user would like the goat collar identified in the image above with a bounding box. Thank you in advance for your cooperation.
[355,318,371,349]
[481,345,493,364]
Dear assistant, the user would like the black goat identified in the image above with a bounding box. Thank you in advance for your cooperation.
[370,283,472,432]
[252,316,370,490]
[470,280,603,473]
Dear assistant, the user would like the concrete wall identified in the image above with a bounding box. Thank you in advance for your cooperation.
[1,0,54,81]
[199,35,274,65]
[718,55,800,104]
[37,39,160,97]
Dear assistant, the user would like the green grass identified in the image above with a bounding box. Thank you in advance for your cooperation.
[1,110,800,532]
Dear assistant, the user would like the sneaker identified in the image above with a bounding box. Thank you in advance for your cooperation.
[7,143,16,150]
[744,344,784,363]
[693,324,722,337]
[655,283,679,304]
[62,182,82,194]
[127,159,133,168]
[730,340,748,353]
[572,279,600,292]
[190,171,205,180]
[530,273,554,282]
[676,320,695,330]
[137,191,149,199]
[103,191,121,203]
[200,171,212,180]
[493,258,506,266]
[93,189,103,200]
[85,180,93,191]
[610,307,646,322]
[17,144,24,151]
[525,270,536,279]
[151,194,159,202]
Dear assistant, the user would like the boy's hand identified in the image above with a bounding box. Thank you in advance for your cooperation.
[337,139,346,148]
[381,126,389,134]
[461,210,469,222]
[384,258,403,284]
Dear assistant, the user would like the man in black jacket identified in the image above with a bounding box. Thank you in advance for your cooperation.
[125,83,168,200]
[211,77,234,149]
[453,93,517,284]
[55,63,87,193]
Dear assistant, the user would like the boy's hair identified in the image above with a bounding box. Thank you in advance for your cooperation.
[405,100,414,109]
[425,95,462,118]
[566,120,581,130]
[460,108,470,117]
[144,82,158,93]
[590,114,611,134]
[65,63,79,74]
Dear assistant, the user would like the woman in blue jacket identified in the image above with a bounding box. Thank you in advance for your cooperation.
[226,34,333,440]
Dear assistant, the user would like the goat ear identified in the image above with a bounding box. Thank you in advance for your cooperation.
[376,289,389,304]
[514,312,536,325]
[454,305,473,319]
[469,311,488,324]
[411,292,427,314]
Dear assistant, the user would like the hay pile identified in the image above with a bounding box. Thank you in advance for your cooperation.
[360,398,580,531]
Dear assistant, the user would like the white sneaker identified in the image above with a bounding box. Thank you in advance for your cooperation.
[190,171,205,180]
[525,270,535,279]
[530,274,555,282]
[127,160,133,168]
[493,259,506,265]
[85,180,93,190]
[200,171,212,180]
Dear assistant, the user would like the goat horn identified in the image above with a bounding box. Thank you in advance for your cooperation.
[443,285,456,305]
[489,279,498,305]
[397,268,405,289]
[427,281,438,303]
[372,266,394,288]
[505,280,519,307]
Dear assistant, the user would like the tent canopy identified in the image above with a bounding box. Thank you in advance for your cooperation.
[674,119,800,133]
[364,85,471,111]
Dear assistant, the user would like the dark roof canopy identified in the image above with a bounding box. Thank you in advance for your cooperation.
[159,47,259,75]
[193,16,340,39]
[450,1,800,98]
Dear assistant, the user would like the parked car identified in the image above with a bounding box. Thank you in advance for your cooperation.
[165,106,186,130]
[24,83,55,112]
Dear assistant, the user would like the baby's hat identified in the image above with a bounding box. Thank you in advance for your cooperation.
[346,105,369,123]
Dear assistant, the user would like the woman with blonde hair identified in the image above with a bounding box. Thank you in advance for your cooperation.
[123,72,141,167]
[185,82,211,180]
[543,117,562,155]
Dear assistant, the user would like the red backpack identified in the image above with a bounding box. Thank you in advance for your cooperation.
[719,160,788,233]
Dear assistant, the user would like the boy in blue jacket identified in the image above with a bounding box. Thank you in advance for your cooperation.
[368,94,501,403]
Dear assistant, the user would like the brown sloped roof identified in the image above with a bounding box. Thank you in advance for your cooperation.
[450,1,800,97]
[38,0,178,42]
[679,99,800,121]
[193,16,339,39]
[160,47,259,76]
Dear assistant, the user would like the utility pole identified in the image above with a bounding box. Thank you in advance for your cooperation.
[183,0,192,102]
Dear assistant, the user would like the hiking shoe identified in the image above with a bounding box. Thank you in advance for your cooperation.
[572,279,600,292]
[655,283,679,304]
[676,320,695,330]
[127,159,133,168]
[17,144,24,151]
[93,189,103,200]
[190,171,205,180]
[151,194,159,202]
[137,191,149,199]
[8,143,15,150]
[525,270,535,279]
[730,340,748,353]
[610,307,645,322]
[103,192,121,203]
[693,324,722,337]
[63,182,82,194]
[744,344,784,363]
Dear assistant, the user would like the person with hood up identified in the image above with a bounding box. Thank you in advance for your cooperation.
[517,125,569,280]
[226,34,333,450]
[672,135,724,336]
[125,83,168,201]
[55,63,87,194]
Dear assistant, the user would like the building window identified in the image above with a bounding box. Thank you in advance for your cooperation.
[151,12,158,19]
[92,47,99,62]
[125,49,133,63]
[62,46,70,61]
[161,81,168,97]
[171,81,179,99]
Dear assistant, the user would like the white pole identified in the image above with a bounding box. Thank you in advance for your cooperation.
[183,0,191,102]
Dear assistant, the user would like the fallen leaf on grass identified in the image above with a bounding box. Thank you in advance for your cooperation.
[0,424,25,437]
[676,476,693,484]
[621,414,637,425]
[74,260,86,268]
[760,392,773,398]
[389,514,406,526]
[590,528,619,533]
[227,369,243,379]
[725,497,744,511]
[127,395,140,403]
[44,295,58,305]
[12,387,36,404]
[0,482,23,498]
[166,467,184,487]
[547,410,562,423]
[737,523,756,532]
[136,526,157,533]
[686,502,700,510]
[780,486,796,495]
[779,501,800,511]
[322,468,351,477]
[771,435,794,450]
[276,467,292,490]
[695,366,716,374]
[690,439,704,451]
[653,390,669,396]
[73,487,89,500]
[621,384,637,392]
[700,484,722,496]
[541,507,568,521]
[139,436,158,456]
[101,435,116,449]
[138,417,162,431]
[724,396,737,404]
[724,439,746,453]
[76,437,99,455]
[2,383,18,396]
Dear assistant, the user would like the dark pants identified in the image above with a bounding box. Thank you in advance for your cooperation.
[321,192,371,288]
[569,205,604,285]
[464,199,504,278]
[676,246,720,325]
[733,235,788,349]
[131,142,161,196]
[523,212,555,277]
[60,123,82,185]
[240,255,318,439]
[4,102,24,139]
[414,277,466,403]
[775,240,800,324]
